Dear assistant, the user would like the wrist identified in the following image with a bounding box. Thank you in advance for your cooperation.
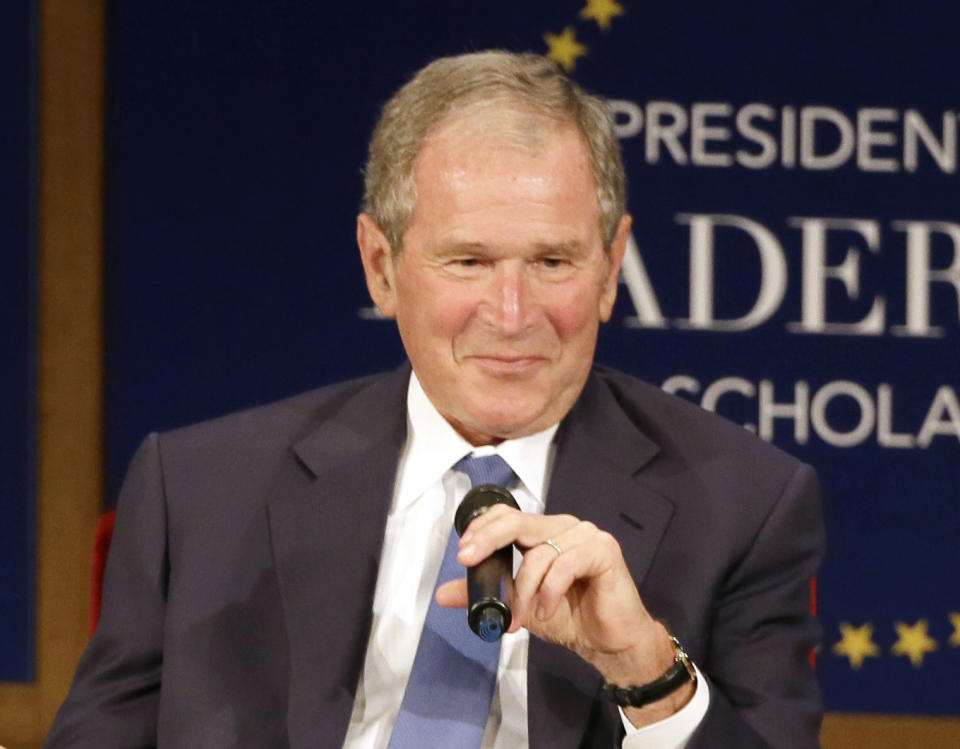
[602,632,698,728]
[594,620,678,686]
[621,677,696,728]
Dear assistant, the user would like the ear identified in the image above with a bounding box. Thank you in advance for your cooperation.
[357,213,399,318]
[598,214,632,322]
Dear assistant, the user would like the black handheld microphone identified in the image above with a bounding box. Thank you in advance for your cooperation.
[454,484,520,642]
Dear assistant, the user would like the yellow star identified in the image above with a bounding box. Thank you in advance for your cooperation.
[543,27,588,72]
[832,622,880,669]
[949,612,960,647]
[891,619,938,667]
[580,0,626,30]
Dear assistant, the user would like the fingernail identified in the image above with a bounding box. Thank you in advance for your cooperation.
[536,604,547,621]
[459,544,475,560]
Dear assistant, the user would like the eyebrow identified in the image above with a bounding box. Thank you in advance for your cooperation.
[434,242,488,256]
[531,240,586,256]
[434,239,587,257]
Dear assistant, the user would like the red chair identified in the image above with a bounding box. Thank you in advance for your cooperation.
[89,510,116,636]
[809,576,818,668]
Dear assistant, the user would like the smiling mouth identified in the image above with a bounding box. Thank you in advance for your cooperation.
[470,355,546,373]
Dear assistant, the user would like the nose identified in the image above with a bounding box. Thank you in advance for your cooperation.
[490,262,534,336]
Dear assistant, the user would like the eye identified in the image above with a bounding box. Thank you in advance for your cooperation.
[443,256,488,278]
[537,256,573,271]
[533,254,578,281]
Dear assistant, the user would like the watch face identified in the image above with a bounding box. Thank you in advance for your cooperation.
[672,637,698,682]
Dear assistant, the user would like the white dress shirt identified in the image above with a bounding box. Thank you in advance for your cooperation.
[342,374,708,748]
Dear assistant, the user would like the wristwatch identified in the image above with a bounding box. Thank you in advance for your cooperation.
[602,636,697,707]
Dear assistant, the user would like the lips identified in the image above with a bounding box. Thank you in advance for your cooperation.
[469,355,547,374]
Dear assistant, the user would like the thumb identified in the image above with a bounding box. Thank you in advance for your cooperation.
[435,578,469,608]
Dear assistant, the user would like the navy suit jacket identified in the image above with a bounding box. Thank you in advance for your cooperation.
[46,365,824,748]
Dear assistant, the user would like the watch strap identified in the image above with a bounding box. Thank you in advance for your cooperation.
[602,636,697,708]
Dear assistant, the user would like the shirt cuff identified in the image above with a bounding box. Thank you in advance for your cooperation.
[619,663,710,749]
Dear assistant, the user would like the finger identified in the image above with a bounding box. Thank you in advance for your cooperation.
[509,520,605,630]
[435,578,468,609]
[506,542,562,631]
[534,529,645,629]
[457,501,514,542]
[458,510,579,566]
[459,503,575,545]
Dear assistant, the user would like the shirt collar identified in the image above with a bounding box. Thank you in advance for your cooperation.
[392,372,558,512]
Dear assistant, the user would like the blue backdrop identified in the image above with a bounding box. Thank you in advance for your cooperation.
[100,1,958,715]
[0,0,36,682]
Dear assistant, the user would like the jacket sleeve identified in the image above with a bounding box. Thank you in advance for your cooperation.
[689,462,825,748]
[44,433,168,748]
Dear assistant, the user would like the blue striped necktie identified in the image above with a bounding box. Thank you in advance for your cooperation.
[387,454,517,748]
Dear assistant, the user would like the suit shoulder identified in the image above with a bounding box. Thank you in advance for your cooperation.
[117,368,407,523]
[592,366,803,475]
[589,367,822,566]
[154,369,402,461]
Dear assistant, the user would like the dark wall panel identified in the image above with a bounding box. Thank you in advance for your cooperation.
[0,0,36,682]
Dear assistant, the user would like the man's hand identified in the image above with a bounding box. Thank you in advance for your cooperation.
[434,504,694,726]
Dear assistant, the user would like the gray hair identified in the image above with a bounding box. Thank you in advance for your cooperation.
[362,50,626,253]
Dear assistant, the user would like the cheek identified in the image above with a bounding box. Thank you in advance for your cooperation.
[546,286,603,340]
[435,288,478,335]
[399,284,476,349]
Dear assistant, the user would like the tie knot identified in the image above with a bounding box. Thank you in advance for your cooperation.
[454,454,517,488]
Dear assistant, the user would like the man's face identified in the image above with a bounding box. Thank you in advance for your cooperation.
[358,116,630,445]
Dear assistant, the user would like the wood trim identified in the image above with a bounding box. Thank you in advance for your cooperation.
[822,713,960,748]
[0,687,40,742]
[35,0,106,731]
[0,0,105,744]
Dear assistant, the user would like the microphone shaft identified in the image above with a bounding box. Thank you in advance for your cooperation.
[455,484,520,641]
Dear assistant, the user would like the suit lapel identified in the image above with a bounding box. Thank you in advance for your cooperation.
[267,367,409,749]
[528,371,675,749]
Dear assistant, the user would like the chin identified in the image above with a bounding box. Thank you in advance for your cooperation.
[468,406,546,441]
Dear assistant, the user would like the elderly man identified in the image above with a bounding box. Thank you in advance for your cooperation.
[47,52,823,748]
